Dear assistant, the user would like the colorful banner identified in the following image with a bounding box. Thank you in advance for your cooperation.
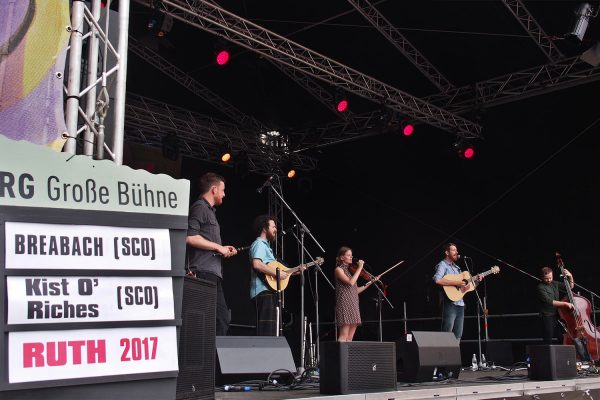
[0,0,70,150]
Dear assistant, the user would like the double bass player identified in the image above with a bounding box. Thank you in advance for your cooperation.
[536,266,574,345]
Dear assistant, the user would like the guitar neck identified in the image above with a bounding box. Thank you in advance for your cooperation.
[479,268,496,278]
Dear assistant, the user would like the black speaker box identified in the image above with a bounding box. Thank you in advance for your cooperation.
[176,277,216,400]
[215,336,296,385]
[396,331,461,382]
[527,345,577,380]
[320,341,397,394]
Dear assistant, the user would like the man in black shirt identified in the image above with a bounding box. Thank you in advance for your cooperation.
[186,172,238,336]
[536,266,574,344]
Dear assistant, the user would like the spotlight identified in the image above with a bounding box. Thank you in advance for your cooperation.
[402,122,415,136]
[566,3,595,42]
[336,99,348,113]
[281,161,296,179]
[216,50,230,66]
[335,91,349,113]
[218,144,232,163]
[455,140,475,159]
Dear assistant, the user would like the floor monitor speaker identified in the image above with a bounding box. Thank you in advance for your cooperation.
[396,331,461,382]
[527,345,577,380]
[215,336,296,386]
[320,341,397,394]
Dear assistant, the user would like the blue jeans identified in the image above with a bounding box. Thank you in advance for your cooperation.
[441,302,464,340]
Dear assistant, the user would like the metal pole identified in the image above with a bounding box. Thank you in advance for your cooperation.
[314,264,320,365]
[403,301,408,335]
[298,229,306,374]
[111,0,130,165]
[64,0,86,154]
[83,0,101,156]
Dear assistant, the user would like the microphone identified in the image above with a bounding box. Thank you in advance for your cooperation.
[280,224,297,236]
[256,175,275,194]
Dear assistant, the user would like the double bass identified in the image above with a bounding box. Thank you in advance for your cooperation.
[556,253,600,360]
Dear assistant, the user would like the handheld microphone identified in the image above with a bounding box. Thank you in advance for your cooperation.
[256,175,275,194]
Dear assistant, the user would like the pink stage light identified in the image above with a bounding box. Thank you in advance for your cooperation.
[216,50,230,66]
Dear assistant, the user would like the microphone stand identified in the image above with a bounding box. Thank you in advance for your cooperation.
[267,183,325,374]
[463,257,486,370]
[288,230,334,365]
[364,262,394,342]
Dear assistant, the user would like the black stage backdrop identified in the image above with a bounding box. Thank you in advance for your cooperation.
[179,82,600,364]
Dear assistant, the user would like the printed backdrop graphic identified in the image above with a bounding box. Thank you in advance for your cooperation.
[0,0,70,150]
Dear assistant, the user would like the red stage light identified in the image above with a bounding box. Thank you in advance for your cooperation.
[216,50,230,66]
[463,147,475,159]
[403,124,414,136]
[336,99,348,113]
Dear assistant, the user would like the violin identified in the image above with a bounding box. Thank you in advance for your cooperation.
[348,261,383,288]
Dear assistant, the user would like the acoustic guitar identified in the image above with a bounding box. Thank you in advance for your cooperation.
[442,266,500,302]
[263,257,324,291]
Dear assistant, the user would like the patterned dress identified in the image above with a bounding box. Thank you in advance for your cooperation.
[335,263,361,326]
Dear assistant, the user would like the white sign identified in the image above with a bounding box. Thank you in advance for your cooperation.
[9,326,178,383]
[5,222,172,270]
[7,276,175,324]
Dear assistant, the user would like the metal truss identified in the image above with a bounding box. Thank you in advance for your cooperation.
[346,0,454,93]
[64,0,130,163]
[425,55,600,113]
[501,0,563,63]
[154,0,482,138]
[124,93,319,173]
[128,36,266,129]
[269,60,352,120]
[293,55,600,150]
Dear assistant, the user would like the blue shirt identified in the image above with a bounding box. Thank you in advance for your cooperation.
[433,259,465,306]
[249,237,276,298]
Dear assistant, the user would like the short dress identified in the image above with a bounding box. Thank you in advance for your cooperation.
[335,263,361,326]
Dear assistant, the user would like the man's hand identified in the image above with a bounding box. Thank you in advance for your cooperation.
[278,270,290,280]
[456,280,467,288]
[562,301,574,310]
[475,274,484,282]
[219,245,238,258]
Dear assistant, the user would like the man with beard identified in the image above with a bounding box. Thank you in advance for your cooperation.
[249,215,304,336]
[433,243,481,340]
[186,172,238,336]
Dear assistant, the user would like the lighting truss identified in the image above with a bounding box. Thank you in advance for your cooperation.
[154,0,482,138]
[124,94,319,173]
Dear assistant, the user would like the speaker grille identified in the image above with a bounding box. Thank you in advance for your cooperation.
[347,343,396,391]
[176,277,216,400]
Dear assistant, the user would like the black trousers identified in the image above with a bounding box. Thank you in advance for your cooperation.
[541,314,562,345]
[255,290,277,336]
[195,272,230,336]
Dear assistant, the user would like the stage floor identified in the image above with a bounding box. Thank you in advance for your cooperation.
[215,369,600,400]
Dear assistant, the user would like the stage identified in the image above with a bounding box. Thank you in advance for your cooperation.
[215,369,600,400]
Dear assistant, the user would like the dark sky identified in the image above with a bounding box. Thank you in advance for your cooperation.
[124,1,600,363]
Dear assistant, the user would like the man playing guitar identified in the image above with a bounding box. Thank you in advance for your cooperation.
[249,215,305,336]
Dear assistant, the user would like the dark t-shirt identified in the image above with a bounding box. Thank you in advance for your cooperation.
[187,198,223,278]
[536,281,566,316]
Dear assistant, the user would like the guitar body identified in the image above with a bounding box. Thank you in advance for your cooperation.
[264,261,292,291]
[263,257,324,292]
[442,271,475,302]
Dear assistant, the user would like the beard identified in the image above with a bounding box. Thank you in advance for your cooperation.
[266,231,276,242]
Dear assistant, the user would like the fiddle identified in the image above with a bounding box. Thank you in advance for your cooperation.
[348,261,382,286]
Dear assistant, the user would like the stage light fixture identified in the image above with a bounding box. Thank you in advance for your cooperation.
[402,123,415,136]
[336,99,348,113]
[218,144,232,163]
[455,140,475,159]
[566,3,595,42]
[281,161,296,179]
[216,50,230,66]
